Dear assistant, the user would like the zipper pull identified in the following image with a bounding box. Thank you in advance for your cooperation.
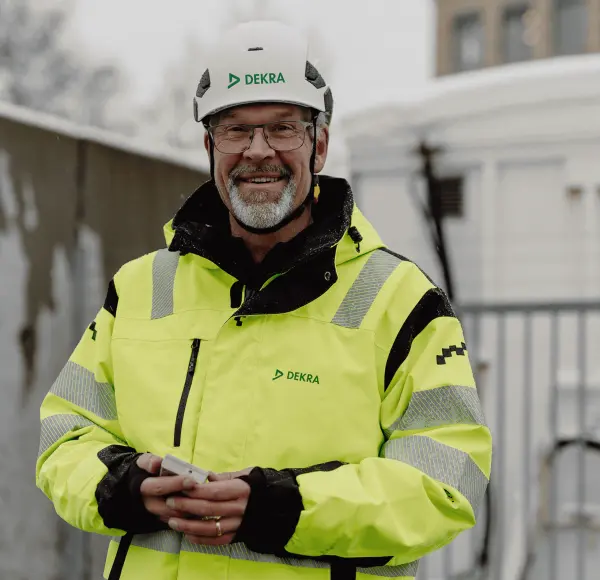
[188,339,200,373]
[234,316,244,327]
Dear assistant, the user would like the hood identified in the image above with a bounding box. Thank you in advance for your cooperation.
[163,176,385,282]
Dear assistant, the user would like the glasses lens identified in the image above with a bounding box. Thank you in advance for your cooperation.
[213,125,252,154]
[212,121,307,153]
[264,121,306,151]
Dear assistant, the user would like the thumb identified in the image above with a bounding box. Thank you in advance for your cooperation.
[137,453,163,474]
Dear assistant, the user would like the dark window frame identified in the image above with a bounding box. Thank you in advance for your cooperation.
[452,10,485,73]
[553,0,588,56]
[502,3,534,64]
[437,176,465,219]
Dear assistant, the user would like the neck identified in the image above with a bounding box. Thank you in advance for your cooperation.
[230,206,313,263]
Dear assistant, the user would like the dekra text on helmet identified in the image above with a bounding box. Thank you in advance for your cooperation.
[228,72,286,90]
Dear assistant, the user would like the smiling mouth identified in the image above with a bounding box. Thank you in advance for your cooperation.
[238,176,287,184]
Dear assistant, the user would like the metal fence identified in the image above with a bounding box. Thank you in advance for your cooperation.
[418,302,600,580]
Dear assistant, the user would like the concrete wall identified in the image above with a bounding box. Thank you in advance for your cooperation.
[0,105,208,580]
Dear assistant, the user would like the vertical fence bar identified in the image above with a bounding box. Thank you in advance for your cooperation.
[548,312,559,580]
[576,310,587,580]
[523,313,533,555]
[493,314,506,580]
[443,536,453,579]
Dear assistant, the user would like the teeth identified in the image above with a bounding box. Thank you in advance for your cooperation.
[248,177,281,183]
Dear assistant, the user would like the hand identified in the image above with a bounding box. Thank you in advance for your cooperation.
[166,468,254,546]
[137,453,193,523]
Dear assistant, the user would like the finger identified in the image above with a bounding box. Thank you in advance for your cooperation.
[143,497,188,519]
[141,475,197,497]
[166,497,246,518]
[136,453,163,474]
[207,472,231,482]
[182,479,250,501]
[185,533,235,546]
[169,516,242,537]
[148,455,163,474]
[208,468,253,482]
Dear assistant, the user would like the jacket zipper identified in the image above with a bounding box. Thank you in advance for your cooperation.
[233,286,257,326]
[173,338,201,447]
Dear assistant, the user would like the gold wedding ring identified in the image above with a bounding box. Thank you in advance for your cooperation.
[215,519,223,537]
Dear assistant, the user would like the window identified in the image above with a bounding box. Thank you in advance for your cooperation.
[503,5,534,63]
[453,12,484,72]
[555,0,588,55]
[438,177,465,218]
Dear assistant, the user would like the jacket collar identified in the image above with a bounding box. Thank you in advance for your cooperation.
[167,175,358,287]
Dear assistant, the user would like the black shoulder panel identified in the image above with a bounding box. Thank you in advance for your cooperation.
[103,279,119,317]
[384,287,456,390]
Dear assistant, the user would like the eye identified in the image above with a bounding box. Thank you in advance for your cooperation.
[217,125,250,140]
[270,123,297,135]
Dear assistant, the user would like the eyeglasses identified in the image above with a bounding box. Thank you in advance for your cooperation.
[207,120,313,154]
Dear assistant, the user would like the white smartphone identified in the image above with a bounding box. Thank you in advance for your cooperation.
[159,454,209,484]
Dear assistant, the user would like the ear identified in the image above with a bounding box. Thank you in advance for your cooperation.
[204,131,210,153]
[313,125,329,174]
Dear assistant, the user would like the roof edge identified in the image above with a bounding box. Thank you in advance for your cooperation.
[0,100,210,174]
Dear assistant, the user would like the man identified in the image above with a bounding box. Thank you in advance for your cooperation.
[36,21,492,580]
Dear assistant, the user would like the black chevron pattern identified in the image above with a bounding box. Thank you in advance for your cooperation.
[436,342,467,365]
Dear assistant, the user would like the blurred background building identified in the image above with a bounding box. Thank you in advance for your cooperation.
[345,1,600,579]
[436,0,600,75]
[0,1,599,579]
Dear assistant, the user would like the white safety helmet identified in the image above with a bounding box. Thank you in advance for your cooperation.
[193,20,333,125]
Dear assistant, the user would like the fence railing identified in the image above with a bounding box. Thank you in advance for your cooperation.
[418,302,600,580]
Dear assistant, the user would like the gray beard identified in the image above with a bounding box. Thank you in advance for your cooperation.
[226,175,297,230]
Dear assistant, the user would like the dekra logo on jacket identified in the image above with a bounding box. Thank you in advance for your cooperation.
[273,369,320,384]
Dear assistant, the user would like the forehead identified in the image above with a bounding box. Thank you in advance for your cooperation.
[218,103,308,124]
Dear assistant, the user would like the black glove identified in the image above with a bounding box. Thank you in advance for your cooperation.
[96,445,169,534]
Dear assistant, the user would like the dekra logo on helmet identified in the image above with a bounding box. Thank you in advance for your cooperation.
[228,72,286,89]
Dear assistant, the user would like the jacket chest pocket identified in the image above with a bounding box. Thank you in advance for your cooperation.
[110,312,223,455]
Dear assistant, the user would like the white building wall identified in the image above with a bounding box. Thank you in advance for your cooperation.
[344,55,600,580]
[346,55,600,305]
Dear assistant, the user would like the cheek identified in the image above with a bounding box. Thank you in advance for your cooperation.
[215,156,236,186]
[282,153,309,182]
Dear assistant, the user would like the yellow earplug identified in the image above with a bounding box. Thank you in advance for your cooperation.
[314,183,321,202]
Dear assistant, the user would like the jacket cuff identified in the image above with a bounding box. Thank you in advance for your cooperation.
[234,461,345,555]
[95,445,169,534]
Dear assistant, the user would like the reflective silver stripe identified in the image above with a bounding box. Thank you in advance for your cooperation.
[332,250,402,329]
[383,385,485,437]
[38,414,96,457]
[151,249,180,319]
[183,538,329,568]
[116,532,417,576]
[358,560,420,577]
[126,531,182,554]
[383,435,488,514]
[49,361,117,421]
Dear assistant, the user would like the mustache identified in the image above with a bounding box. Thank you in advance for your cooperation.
[229,164,292,180]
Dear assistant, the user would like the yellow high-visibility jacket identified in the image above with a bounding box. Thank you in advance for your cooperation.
[36,176,492,580]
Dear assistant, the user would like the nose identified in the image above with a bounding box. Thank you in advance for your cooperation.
[243,128,276,162]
